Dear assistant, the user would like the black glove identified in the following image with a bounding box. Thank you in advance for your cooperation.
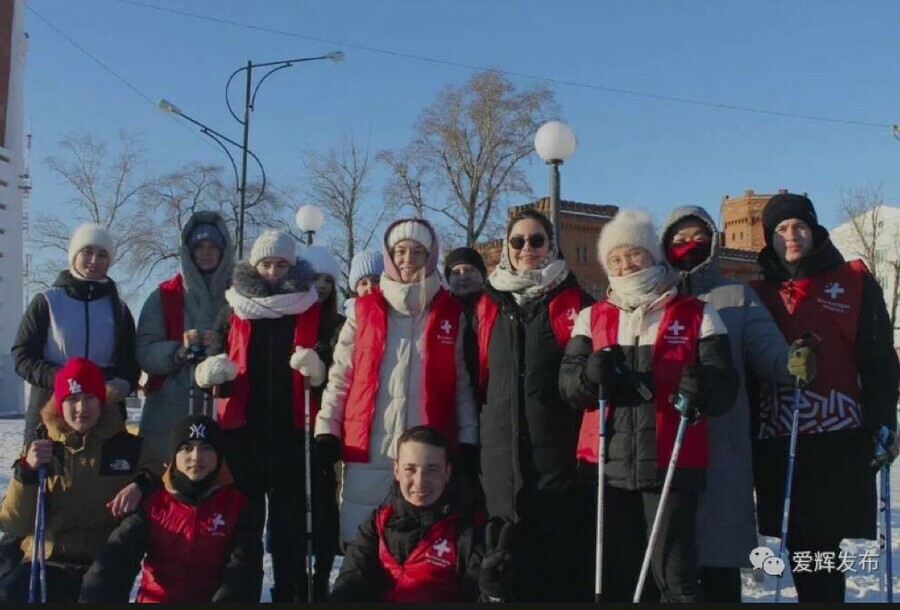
[315,434,341,467]
[872,425,898,470]
[585,344,627,390]
[480,519,514,602]
[457,443,480,479]
[675,364,706,420]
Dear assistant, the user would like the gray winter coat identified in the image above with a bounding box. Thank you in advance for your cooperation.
[136,212,234,459]
[660,205,792,568]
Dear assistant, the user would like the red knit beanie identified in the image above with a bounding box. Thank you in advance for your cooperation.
[53,357,107,412]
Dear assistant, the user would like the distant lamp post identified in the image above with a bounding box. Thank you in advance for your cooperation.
[296,204,325,245]
[534,120,577,249]
[226,52,345,255]
[893,124,900,140]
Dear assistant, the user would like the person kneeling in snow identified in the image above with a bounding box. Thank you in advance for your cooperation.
[80,415,254,602]
[0,357,160,603]
[330,426,512,603]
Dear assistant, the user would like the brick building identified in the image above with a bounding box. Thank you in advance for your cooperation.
[718,189,799,281]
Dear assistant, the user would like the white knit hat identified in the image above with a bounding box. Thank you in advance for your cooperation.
[68,223,115,268]
[249,229,296,266]
[348,250,384,291]
[302,245,341,280]
[386,220,434,253]
[596,209,663,273]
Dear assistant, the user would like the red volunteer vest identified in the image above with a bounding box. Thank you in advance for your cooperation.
[474,286,583,399]
[751,260,866,438]
[144,274,185,394]
[216,305,321,430]
[575,296,708,468]
[375,504,462,603]
[342,287,462,463]
[136,485,247,603]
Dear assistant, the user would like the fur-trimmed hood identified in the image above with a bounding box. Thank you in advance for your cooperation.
[39,396,126,449]
[231,258,314,298]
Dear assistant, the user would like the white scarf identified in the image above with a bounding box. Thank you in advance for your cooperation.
[607,263,678,312]
[487,244,569,305]
[380,272,441,317]
[225,287,318,320]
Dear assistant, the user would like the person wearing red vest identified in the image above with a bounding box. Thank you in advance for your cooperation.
[750,193,900,603]
[79,415,255,602]
[559,209,737,602]
[330,426,512,603]
[194,229,337,602]
[474,209,594,601]
[314,218,479,547]
[136,211,234,460]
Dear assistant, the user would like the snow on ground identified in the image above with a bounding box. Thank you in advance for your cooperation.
[0,410,895,602]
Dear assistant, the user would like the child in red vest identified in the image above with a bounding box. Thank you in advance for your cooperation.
[79,415,255,603]
[330,426,512,603]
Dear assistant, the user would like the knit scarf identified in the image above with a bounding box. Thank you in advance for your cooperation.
[225,287,318,320]
[487,244,569,305]
[607,263,680,312]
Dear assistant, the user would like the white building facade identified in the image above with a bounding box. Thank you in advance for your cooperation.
[830,205,900,348]
[0,0,25,415]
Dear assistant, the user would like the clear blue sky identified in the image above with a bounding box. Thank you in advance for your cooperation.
[22,0,900,297]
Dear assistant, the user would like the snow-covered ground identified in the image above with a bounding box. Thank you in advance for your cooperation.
[0,409,896,602]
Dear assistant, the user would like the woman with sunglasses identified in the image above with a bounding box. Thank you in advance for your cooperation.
[473,209,594,602]
[558,209,737,602]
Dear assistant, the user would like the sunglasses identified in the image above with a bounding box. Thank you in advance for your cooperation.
[508,234,547,250]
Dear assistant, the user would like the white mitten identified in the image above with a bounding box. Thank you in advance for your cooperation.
[290,347,326,387]
[195,354,238,389]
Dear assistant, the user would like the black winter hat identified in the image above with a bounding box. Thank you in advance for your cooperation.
[762,193,820,246]
[169,415,224,459]
[188,223,226,250]
[443,247,487,281]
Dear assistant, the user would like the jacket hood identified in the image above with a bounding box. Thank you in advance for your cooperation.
[382,217,441,282]
[231,258,315,298]
[40,395,126,448]
[659,205,720,294]
[52,270,118,301]
[179,212,235,321]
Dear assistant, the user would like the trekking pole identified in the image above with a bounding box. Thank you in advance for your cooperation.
[304,378,315,603]
[28,425,49,604]
[187,342,205,417]
[595,382,607,603]
[774,379,802,604]
[875,425,894,602]
[633,394,692,603]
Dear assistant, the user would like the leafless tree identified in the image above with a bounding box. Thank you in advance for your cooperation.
[379,70,558,246]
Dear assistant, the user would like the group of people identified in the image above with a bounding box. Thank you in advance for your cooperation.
[0,190,896,603]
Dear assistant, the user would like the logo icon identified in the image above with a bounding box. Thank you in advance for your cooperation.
[566,307,579,324]
[431,538,451,558]
[67,378,83,395]
[108,458,131,472]
[440,319,453,334]
[209,513,225,533]
[188,423,207,440]
[749,546,785,576]
[668,320,685,336]
[824,282,845,300]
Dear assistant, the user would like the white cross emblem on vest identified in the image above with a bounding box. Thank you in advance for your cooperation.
[210,513,225,532]
[824,282,845,300]
[432,538,451,557]
[668,320,685,336]
[67,379,82,395]
[440,319,453,334]
[567,308,578,324]
[189,423,207,440]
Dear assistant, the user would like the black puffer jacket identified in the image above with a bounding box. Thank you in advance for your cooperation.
[11,270,138,441]
[476,273,593,521]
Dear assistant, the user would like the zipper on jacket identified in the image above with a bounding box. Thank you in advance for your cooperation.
[84,283,94,358]
[632,334,640,487]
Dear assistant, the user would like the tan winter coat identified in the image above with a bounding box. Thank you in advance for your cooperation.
[0,400,161,569]
[315,272,478,542]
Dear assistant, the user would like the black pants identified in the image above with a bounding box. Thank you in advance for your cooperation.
[698,566,742,602]
[787,534,845,602]
[0,563,86,603]
[600,485,701,603]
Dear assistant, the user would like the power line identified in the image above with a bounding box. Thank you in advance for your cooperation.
[25,2,218,149]
[114,0,891,131]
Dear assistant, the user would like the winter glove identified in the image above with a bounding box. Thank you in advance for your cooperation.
[585,344,627,391]
[457,443,480,479]
[315,434,341,467]
[105,378,131,403]
[872,425,898,470]
[480,519,514,602]
[786,339,817,387]
[290,347,327,387]
[195,354,238,389]
[675,364,706,421]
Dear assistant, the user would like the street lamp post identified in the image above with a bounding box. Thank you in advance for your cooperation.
[226,52,345,256]
[295,204,325,245]
[534,120,577,249]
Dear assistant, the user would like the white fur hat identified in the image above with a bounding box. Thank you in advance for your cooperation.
[302,245,341,280]
[596,209,663,272]
[68,223,115,268]
[386,219,434,253]
[249,229,296,266]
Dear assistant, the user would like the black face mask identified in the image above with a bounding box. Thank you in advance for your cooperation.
[170,459,222,504]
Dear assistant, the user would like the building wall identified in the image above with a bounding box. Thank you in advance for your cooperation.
[719,189,783,251]
[0,0,25,415]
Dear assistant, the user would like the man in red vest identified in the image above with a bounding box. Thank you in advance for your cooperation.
[751,192,899,602]
[330,425,512,603]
